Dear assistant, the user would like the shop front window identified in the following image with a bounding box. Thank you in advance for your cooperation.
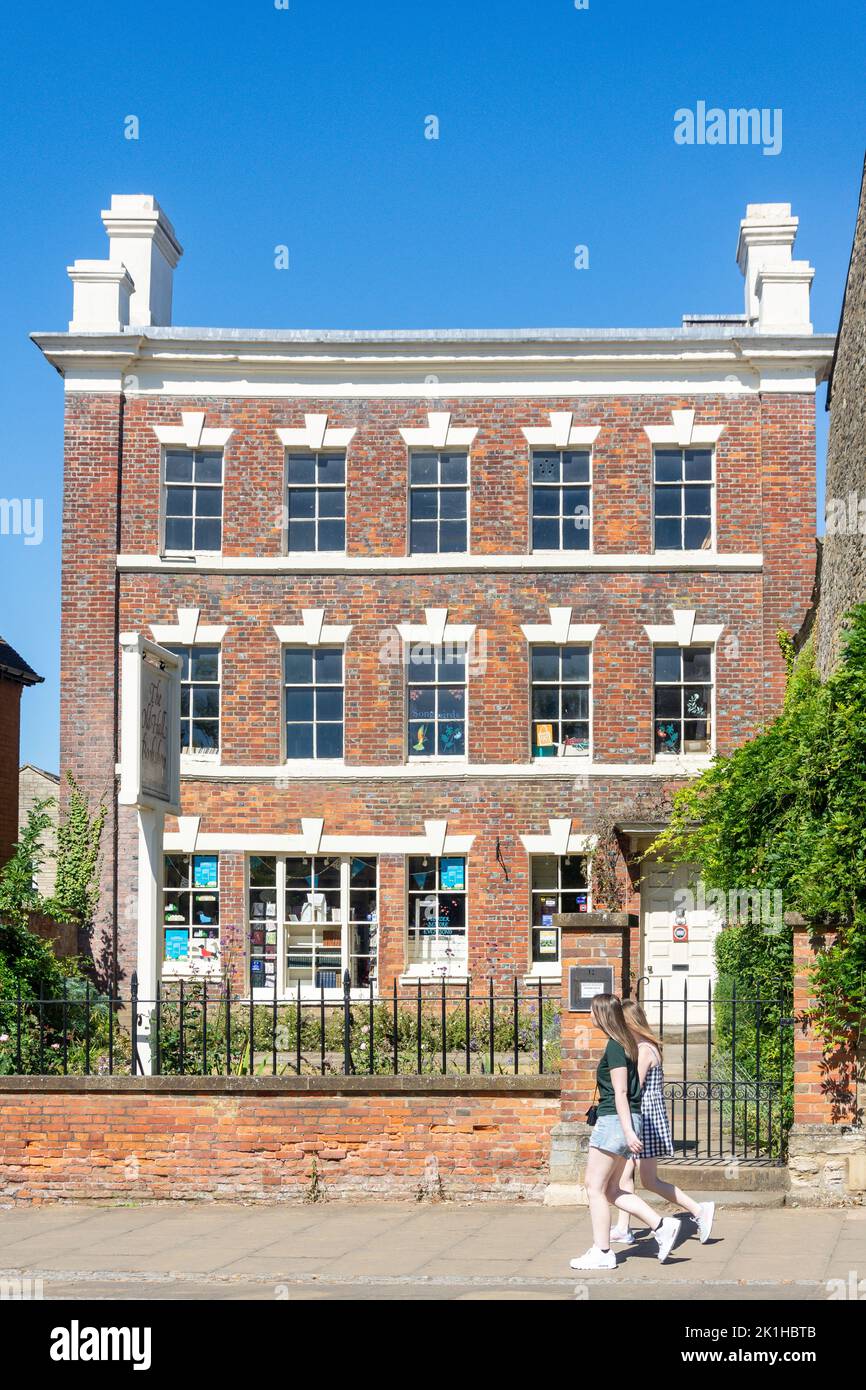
[530,854,589,969]
[247,854,378,995]
[162,853,220,975]
[407,855,467,976]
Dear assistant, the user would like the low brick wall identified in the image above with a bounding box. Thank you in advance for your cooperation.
[0,1077,559,1205]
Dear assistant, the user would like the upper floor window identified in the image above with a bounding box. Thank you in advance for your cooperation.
[407,643,466,757]
[531,450,591,552]
[163,450,223,553]
[284,647,344,759]
[286,452,346,553]
[166,645,220,753]
[653,448,713,551]
[409,452,468,554]
[531,645,591,757]
[654,646,712,755]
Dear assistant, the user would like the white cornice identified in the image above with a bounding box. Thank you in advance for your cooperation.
[157,757,714,781]
[30,329,836,394]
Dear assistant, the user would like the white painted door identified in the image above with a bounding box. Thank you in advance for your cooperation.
[640,860,721,1026]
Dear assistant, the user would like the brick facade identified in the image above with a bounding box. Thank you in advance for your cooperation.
[53,385,823,995]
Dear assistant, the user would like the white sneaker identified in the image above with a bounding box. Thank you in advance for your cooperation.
[569,1246,617,1270]
[693,1201,715,1244]
[610,1227,635,1246]
[653,1216,680,1263]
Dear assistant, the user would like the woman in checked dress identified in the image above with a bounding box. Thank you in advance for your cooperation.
[608,999,715,1246]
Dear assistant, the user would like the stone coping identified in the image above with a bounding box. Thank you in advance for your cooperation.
[0,1074,561,1097]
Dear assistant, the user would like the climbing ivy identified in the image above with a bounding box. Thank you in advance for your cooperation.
[48,772,106,941]
[653,606,866,1055]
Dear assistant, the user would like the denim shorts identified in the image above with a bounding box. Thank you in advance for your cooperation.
[589,1111,643,1157]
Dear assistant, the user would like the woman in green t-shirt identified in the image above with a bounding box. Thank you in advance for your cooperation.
[570,995,680,1271]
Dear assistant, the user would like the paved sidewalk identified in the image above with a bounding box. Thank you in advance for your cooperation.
[1,1202,864,1300]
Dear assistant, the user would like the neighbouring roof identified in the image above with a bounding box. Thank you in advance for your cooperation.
[0,637,44,686]
[19,764,59,782]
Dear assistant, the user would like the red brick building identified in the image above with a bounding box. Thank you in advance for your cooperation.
[0,637,43,869]
[33,196,833,1000]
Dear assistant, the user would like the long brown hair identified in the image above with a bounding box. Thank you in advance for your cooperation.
[622,998,662,1051]
[590,994,638,1063]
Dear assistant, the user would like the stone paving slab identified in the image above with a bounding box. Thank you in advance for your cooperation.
[1,1201,864,1300]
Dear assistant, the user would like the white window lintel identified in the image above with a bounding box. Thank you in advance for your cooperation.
[522,412,601,449]
[273,609,353,646]
[400,411,477,449]
[150,607,228,646]
[397,606,475,646]
[644,608,725,647]
[520,818,598,856]
[276,413,356,451]
[644,408,724,449]
[153,411,233,449]
[521,606,600,645]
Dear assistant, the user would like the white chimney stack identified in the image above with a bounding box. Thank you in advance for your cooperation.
[735,202,814,334]
[66,194,183,332]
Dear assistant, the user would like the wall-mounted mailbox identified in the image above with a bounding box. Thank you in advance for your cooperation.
[568,965,614,1012]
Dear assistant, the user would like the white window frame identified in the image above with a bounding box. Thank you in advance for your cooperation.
[246,853,379,999]
[407,448,471,556]
[398,609,475,765]
[282,448,348,556]
[160,445,226,557]
[528,447,593,554]
[150,610,228,768]
[651,446,716,554]
[404,853,469,981]
[273,613,353,767]
[644,610,724,762]
[161,851,221,980]
[644,410,724,556]
[519,821,597,982]
[520,609,600,763]
[527,852,592,977]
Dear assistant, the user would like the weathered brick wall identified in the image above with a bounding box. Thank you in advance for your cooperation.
[818,158,866,677]
[0,1078,558,1203]
[62,387,817,987]
[60,392,124,980]
[0,677,22,868]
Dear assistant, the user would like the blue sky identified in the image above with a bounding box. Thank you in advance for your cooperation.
[1,0,864,772]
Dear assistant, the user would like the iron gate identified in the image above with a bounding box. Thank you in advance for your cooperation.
[636,977,793,1164]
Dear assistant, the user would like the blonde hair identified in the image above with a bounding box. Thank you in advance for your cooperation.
[622,998,662,1051]
[590,994,638,1063]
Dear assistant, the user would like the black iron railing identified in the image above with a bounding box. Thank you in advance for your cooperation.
[0,972,561,1079]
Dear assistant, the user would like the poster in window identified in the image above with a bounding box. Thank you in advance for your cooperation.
[165,929,189,960]
[194,856,218,888]
[536,723,554,747]
[538,928,558,957]
[439,858,465,890]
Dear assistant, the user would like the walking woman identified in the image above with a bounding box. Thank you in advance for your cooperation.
[607,998,714,1247]
[570,994,680,1270]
